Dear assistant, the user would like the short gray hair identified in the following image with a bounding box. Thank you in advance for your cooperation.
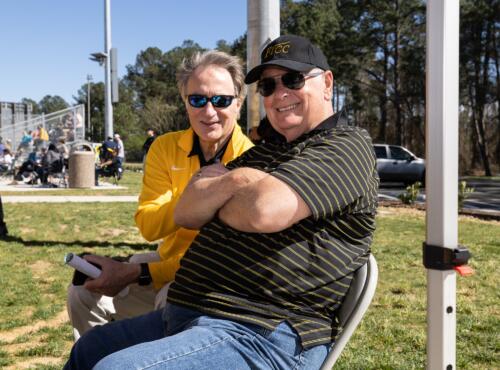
[176,50,247,102]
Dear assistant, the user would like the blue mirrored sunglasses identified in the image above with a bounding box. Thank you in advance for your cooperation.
[187,95,235,108]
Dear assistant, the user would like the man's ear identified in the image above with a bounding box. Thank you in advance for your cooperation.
[235,98,243,120]
[236,97,243,110]
[324,71,334,101]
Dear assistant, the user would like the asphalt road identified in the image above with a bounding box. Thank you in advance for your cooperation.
[378,178,500,212]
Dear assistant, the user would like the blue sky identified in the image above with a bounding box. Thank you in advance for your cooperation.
[0,0,247,105]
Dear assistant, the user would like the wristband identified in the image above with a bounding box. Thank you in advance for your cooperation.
[138,263,152,286]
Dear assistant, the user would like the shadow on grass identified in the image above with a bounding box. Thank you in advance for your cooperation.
[0,235,155,250]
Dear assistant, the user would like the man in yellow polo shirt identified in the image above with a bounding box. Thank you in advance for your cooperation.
[66,50,253,340]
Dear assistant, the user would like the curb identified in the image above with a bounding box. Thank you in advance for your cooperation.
[1,196,137,203]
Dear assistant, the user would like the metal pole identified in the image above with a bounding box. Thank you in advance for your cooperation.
[104,0,113,139]
[87,74,92,141]
[246,0,280,134]
[425,0,459,369]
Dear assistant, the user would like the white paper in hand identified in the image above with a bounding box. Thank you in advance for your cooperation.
[64,253,130,297]
[65,253,101,278]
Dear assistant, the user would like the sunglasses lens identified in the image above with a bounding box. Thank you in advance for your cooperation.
[282,72,305,90]
[257,78,276,97]
[211,95,234,108]
[257,72,307,97]
[188,95,208,108]
[188,95,234,108]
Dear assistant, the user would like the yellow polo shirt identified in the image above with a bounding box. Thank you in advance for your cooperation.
[135,124,253,290]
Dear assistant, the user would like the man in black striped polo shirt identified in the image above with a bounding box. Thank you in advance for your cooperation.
[67,35,378,370]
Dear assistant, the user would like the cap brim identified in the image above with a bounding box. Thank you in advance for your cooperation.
[245,60,317,84]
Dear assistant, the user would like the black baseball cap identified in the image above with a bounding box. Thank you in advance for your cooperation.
[245,34,330,84]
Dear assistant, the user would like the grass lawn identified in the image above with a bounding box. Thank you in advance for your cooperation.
[0,200,498,368]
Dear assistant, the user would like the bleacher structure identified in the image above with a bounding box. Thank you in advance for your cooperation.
[0,105,85,161]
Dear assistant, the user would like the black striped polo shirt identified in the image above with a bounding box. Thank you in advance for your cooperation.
[167,112,379,348]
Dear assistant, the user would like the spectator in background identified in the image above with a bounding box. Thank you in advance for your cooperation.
[34,124,49,151]
[39,125,49,147]
[0,149,13,173]
[142,128,156,160]
[4,139,12,152]
[56,138,70,168]
[14,148,41,183]
[37,144,62,185]
[15,148,38,182]
[113,133,125,166]
[19,130,33,151]
[95,145,122,186]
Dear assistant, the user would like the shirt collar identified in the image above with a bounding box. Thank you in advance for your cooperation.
[271,108,350,146]
[312,108,349,132]
[188,132,231,167]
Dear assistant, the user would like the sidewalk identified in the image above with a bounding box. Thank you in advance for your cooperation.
[1,195,137,203]
[0,177,136,203]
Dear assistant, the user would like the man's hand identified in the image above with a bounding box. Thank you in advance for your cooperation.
[188,163,229,186]
[174,164,247,229]
[197,162,229,178]
[83,255,140,297]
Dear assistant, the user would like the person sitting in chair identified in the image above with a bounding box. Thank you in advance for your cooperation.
[15,149,39,183]
[37,144,63,185]
[95,146,122,186]
[0,149,13,173]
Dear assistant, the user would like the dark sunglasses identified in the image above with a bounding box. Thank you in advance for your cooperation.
[257,71,324,97]
[187,95,235,108]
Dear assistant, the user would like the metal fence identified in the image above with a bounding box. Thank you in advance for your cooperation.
[0,105,85,157]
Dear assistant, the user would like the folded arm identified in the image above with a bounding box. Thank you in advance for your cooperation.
[218,168,311,233]
[173,164,256,229]
[175,165,311,233]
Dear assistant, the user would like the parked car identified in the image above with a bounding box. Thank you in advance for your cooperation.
[373,144,425,185]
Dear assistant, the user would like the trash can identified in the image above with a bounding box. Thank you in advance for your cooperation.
[68,142,95,188]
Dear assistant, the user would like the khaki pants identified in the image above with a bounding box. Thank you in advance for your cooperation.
[66,252,169,340]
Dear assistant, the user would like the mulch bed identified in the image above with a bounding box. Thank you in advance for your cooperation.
[379,200,500,221]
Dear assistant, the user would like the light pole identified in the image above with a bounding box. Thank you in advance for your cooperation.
[89,0,113,140]
[87,74,93,140]
[103,0,113,139]
[246,0,280,135]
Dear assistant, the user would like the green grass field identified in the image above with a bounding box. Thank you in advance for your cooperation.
[0,195,498,368]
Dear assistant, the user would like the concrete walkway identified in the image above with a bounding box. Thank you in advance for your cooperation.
[1,195,137,203]
[0,177,136,203]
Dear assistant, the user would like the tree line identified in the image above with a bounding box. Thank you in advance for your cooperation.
[23,0,499,173]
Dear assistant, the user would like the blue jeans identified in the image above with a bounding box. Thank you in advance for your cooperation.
[64,304,329,370]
